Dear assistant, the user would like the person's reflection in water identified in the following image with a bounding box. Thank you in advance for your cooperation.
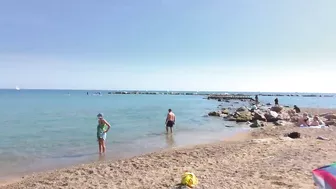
[165,133,176,148]
[98,154,106,161]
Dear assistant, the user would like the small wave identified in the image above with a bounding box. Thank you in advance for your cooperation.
[50,152,97,159]
[145,132,166,137]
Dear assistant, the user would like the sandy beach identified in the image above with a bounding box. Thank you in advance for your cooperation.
[2,108,336,189]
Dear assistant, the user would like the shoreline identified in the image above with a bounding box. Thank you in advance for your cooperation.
[0,126,250,185]
[0,129,251,188]
[3,123,335,188]
[2,107,336,188]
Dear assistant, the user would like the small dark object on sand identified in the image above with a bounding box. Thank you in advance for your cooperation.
[317,136,329,140]
[286,132,301,139]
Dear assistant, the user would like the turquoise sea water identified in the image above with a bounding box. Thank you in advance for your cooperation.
[0,89,335,179]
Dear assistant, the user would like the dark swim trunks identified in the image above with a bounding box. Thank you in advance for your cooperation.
[166,120,175,127]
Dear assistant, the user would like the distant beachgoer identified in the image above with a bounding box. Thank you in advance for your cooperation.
[250,104,257,112]
[274,98,279,106]
[165,109,176,133]
[293,105,301,113]
[87,92,89,95]
[310,115,324,126]
[255,95,259,104]
[96,113,111,154]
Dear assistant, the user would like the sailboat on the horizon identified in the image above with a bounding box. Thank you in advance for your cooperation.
[15,86,20,90]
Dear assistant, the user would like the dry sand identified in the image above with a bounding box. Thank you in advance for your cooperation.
[2,108,336,189]
[301,107,336,116]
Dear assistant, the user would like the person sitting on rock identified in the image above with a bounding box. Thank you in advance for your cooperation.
[274,98,279,106]
[310,115,324,126]
[298,113,310,127]
[293,105,301,113]
[250,104,258,112]
[288,105,301,116]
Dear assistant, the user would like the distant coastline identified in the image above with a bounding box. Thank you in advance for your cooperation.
[1,88,336,95]
[1,88,335,98]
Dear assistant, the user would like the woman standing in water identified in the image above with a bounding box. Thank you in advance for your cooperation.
[96,113,111,154]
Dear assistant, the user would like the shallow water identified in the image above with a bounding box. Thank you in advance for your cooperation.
[0,89,335,178]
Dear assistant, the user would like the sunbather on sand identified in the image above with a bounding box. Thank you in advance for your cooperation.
[310,115,324,126]
[298,113,310,126]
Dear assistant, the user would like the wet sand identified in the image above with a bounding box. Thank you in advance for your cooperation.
[2,108,336,189]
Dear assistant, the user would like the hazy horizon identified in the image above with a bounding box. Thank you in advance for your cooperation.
[1,0,335,93]
[1,87,336,94]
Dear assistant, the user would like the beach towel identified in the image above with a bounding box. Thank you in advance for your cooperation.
[312,163,336,189]
[300,125,328,128]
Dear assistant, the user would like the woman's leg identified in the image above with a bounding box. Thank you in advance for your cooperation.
[101,139,106,153]
[98,139,102,154]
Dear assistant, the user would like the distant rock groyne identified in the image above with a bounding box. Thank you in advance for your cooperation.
[257,94,334,97]
[99,91,334,98]
[207,94,255,101]
[107,91,199,95]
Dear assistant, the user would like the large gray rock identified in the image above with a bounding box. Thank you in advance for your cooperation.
[220,114,228,118]
[253,110,267,121]
[208,111,220,116]
[225,115,237,121]
[270,106,284,113]
[221,108,230,114]
[234,111,253,122]
[278,112,291,121]
[323,113,336,121]
[265,111,279,122]
[236,106,248,112]
[250,120,265,128]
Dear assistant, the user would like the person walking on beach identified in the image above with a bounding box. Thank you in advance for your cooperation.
[255,95,259,104]
[96,113,111,154]
[165,109,176,133]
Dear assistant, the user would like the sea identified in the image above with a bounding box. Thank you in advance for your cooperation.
[0,89,336,180]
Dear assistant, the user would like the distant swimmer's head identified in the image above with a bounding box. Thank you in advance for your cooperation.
[97,113,104,119]
[168,109,172,112]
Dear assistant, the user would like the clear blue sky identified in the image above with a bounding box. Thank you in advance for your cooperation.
[0,0,335,92]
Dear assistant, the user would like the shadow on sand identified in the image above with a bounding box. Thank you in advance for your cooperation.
[171,184,189,189]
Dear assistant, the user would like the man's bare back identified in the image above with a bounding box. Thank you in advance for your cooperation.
[165,109,175,133]
[167,112,175,121]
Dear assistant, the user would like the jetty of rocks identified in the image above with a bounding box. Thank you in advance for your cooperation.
[207,94,255,101]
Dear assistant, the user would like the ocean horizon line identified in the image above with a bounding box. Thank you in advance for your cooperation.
[1,88,336,95]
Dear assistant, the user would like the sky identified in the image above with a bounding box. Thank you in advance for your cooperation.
[0,0,335,92]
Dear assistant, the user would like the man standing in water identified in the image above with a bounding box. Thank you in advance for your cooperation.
[165,109,176,133]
